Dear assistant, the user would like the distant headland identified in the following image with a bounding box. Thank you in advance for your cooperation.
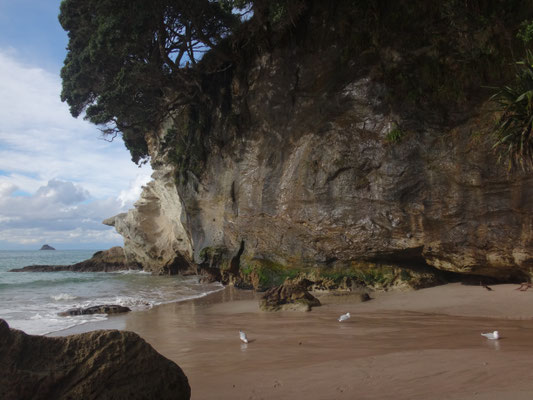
[39,244,55,251]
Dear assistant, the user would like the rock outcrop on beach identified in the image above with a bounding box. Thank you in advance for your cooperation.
[93,2,533,284]
[39,244,55,250]
[260,284,321,312]
[103,169,195,275]
[58,304,131,317]
[10,247,141,273]
[0,319,190,400]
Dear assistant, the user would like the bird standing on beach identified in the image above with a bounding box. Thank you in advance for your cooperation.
[338,312,351,322]
[239,330,249,343]
[481,330,499,340]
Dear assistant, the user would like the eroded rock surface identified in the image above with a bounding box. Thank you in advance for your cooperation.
[110,82,533,282]
[104,5,533,283]
[58,304,131,317]
[0,319,190,400]
[260,284,321,312]
[103,167,194,275]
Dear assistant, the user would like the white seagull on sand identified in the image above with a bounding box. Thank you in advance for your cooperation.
[481,330,499,340]
[239,330,249,343]
[338,312,351,322]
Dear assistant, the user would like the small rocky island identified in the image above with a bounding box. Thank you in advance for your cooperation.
[39,244,55,251]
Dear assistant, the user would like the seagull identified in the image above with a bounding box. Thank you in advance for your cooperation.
[481,330,499,340]
[338,312,351,322]
[239,330,249,344]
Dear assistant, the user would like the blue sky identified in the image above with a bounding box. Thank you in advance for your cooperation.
[0,1,152,250]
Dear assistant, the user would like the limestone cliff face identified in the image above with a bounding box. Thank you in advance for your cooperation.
[107,7,533,282]
[187,73,532,281]
[104,166,193,274]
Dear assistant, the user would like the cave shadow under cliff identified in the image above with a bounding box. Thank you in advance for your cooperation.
[368,246,530,286]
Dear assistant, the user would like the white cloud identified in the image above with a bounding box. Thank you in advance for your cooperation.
[0,179,139,248]
[0,49,153,248]
[34,179,89,204]
[0,180,115,227]
[0,182,16,197]
[118,170,153,208]
[0,49,152,198]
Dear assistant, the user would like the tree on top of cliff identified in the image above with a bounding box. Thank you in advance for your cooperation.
[59,0,310,164]
[59,0,242,163]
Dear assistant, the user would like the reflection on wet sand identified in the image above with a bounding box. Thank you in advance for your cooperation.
[117,286,533,400]
[52,284,533,399]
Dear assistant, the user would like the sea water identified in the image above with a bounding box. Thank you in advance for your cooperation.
[0,250,223,335]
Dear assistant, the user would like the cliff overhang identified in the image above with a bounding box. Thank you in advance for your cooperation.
[106,1,533,288]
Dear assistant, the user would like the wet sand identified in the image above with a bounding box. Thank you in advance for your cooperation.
[52,283,533,399]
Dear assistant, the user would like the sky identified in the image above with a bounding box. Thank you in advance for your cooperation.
[0,0,153,250]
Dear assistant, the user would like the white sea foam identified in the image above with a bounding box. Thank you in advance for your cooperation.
[11,311,108,336]
[51,293,78,301]
[1,250,226,336]
[111,269,152,275]
[151,286,226,306]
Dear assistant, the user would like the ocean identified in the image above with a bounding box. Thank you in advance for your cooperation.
[0,250,223,335]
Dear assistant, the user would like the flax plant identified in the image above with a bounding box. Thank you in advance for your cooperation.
[491,50,533,170]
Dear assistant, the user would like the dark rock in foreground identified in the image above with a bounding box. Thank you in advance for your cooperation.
[39,244,55,250]
[10,246,141,272]
[58,304,131,317]
[260,283,321,312]
[0,319,190,400]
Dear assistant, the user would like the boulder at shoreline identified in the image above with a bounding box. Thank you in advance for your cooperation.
[260,283,321,312]
[10,246,142,273]
[0,319,190,400]
[58,304,131,317]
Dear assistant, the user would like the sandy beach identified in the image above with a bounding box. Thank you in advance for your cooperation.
[51,283,533,399]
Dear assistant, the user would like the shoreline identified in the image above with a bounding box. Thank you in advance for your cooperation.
[50,283,533,399]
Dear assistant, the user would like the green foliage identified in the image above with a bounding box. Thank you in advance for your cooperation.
[339,0,532,113]
[59,0,533,166]
[122,128,150,165]
[356,269,392,286]
[241,259,299,289]
[199,246,230,270]
[490,50,533,169]
[247,0,307,30]
[199,246,228,263]
[319,265,413,288]
[59,0,239,164]
[400,269,412,281]
[163,105,209,183]
[385,123,404,143]
[269,3,286,25]
[518,20,533,44]
[319,270,354,283]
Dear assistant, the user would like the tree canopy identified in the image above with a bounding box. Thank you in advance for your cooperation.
[60,0,309,163]
[61,0,533,168]
[59,0,253,163]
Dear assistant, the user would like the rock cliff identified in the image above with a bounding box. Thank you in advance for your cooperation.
[106,2,533,286]
[104,168,194,274]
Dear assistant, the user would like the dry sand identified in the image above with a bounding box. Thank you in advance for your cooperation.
[52,283,533,400]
